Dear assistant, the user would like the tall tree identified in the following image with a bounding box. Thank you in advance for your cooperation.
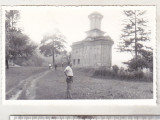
[5,10,20,68]
[118,10,152,70]
[39,32,66,65]
[5,10,36,68]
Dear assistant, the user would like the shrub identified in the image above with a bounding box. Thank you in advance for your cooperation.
[112,65,119,74]
[92,66,152,82]
[132,70,144,80]
[118,68,127,79]
[94,66,113,77]
[142,71,153,82]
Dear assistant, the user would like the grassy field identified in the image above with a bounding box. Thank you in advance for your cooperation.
[6,67,153,100]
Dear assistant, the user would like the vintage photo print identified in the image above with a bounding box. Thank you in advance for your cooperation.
[2,6,156,104]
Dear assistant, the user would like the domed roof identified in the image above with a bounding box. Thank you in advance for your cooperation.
[88,11,103,18]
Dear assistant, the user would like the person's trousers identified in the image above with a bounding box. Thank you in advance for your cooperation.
[66,76,73,99]
[67,82,72,99]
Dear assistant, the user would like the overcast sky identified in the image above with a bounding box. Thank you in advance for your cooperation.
[4,6,156,67]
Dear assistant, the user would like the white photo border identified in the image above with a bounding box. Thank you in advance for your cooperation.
[1,5,157,106]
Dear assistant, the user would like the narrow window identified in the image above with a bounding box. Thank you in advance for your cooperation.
[73,59,75,65]
[78,59,80,64]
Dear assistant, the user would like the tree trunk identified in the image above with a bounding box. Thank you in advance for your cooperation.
[52,40,55,66]
[134,10,138,70]
[52,48,55,66]
[6,57,9,69]
[135,10,138,59]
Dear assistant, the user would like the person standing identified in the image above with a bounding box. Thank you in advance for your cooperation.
[54,64,57,70]
[64,62,73,99]
[48,64,52,70]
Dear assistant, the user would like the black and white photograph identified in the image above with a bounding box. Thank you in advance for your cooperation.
[3,6,156,101]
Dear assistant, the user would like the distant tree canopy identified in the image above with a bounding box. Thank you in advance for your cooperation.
[118,10,153,71]
[39,32,67,65]
[5,10,36,68]
[8,32,36,60]
[61,51,71,65]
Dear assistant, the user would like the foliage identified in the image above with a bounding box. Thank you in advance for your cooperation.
[5,10,20,69]
[124,52,153,71]
[112,65,119,74]
[93,66,152,82]
[5,10,36,68]
[5,10,20,33]
[139,48,153,71]
[118,10,150,55]
[15,52,48,67]
[8,32,36,60]
[125,56,148,71]
[61,51,71,65]
[39,32,67,65]
[118,10,153,70]
[94,66,114,77]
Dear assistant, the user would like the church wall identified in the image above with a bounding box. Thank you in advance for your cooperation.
[71,40,112,68]
[101,45,111,67]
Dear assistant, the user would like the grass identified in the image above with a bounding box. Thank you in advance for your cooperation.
[35,68,153,99]
[6,67,153,99]
[6,66,48,92]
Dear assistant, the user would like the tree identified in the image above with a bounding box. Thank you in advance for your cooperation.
[125,56,148,71]
[118,10,152,70]
[139,47,153,71]
[5,10,20,32]
[5,10,36,68]
[39,32,67,65]
[62,51,71,65]
[6,10,20,69]
[8,32,37,62]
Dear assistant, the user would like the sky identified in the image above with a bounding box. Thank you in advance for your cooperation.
[4,6,156,67]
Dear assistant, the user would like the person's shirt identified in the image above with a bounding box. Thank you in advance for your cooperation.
[64,66,73,77]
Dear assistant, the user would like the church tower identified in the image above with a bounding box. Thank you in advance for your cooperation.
[89,12,103,30]
[71,12,114,68]
[86,12,105,38]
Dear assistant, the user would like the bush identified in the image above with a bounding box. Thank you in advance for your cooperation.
[132,70,144,80]
[142,71,153,82]
[92,66,152,82]
[94,66,115,78]
[112,65,119,74]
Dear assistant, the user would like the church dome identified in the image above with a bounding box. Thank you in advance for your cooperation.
[88,11,103,18]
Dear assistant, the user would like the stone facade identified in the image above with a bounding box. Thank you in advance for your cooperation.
[71,12,114,68]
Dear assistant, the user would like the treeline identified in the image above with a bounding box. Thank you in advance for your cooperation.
[5,10,37,68]
[5,10,70,68]
[13,50,51,67]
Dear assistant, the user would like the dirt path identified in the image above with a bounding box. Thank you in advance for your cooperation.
[7,70,50,100]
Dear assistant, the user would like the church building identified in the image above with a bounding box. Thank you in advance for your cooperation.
[71,12,114,68]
